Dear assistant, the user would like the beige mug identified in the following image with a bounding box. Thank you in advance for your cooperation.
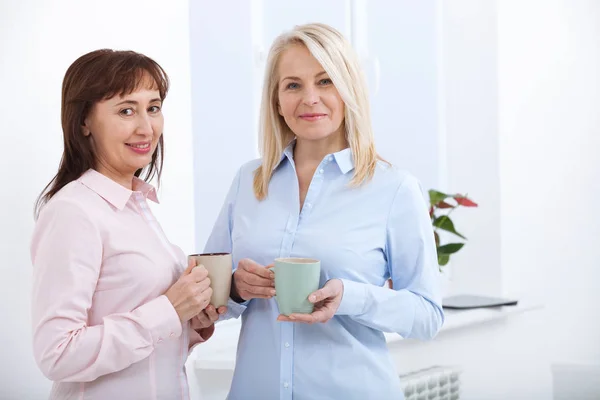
[189,253,232,308]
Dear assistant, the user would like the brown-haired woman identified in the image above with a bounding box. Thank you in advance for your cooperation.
[31,49,223,400]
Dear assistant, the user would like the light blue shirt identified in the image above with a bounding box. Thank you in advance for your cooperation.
[204,143,444,400]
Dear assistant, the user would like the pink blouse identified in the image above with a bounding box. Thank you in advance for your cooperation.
[31,169,208,400]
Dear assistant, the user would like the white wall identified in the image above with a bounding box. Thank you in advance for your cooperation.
[439,0,600,397]
[441,0,503,297]
[0,0,195,398]
[498,0,600,366]
[189,1,257,251]
[366,0,443,191]
[443,0,600,396]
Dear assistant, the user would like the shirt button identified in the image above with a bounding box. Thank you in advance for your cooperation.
[170,333,176,338]
[284,342,290,348]
[305,203,312,208]
[319,169,324,174]
[157,338,163,343]
[283,382,289,388]
[328,156,333,161]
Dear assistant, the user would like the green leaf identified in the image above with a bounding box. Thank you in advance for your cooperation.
[437,243,465,255]
[438,254,450,266]
[433,216,466,239]
[428,190,448,207]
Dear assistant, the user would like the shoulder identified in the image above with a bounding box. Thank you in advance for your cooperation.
[232,158,266,189]
[237,158,263,178]
[37,180,101,225]
[373,161,422,194]
[219,159,262,203]
[31,182,105,261]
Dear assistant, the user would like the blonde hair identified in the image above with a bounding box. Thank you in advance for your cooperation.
[253,22,384,200]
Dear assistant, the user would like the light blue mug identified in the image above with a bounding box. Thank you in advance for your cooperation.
[273,257,321,316]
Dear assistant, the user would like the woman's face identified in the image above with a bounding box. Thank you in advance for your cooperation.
[276,45,345,144]
[83,76,163,185]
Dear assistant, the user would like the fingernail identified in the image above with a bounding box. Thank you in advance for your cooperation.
[270,290,276,296]
[309,295,316,302]
[289,315,295,320]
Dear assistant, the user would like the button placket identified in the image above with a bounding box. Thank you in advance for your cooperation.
[300,160,326,219]
[279,323,294,399]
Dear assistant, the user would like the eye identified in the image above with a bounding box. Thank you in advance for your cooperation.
[120,108,134,116]
[285,82,300,90]
[318,78,332,86]
[148,105,161,113]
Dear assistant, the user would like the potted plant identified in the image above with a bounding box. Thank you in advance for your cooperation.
[428,190,478,269]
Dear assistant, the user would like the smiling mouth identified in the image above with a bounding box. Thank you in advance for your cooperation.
[126,143,150,149]
[299,114,327,121]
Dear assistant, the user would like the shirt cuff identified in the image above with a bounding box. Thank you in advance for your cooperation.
[133,295,182,345]
[335,279,367,316]
[188,324,215,354]
[218,297,248,321]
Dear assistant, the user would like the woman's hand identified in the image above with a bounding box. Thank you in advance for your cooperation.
[231,258,275,301]
[277,279,344,324]
[165,258,213,322]
[191,305,228,330]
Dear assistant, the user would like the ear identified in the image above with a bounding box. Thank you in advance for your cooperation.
[81,118,91,137]
[277,101,282,116]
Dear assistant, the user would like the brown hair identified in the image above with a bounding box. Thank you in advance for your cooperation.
[35,49,169,216]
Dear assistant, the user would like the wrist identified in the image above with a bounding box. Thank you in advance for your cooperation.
[230,273,245,303]
[164,292,184,322]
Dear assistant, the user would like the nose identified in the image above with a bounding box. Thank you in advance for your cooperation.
[136,112,153,136]
[302,86,320,106]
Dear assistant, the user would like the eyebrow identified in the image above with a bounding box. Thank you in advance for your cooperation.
[280,71,328,83]
[114,98,162,106]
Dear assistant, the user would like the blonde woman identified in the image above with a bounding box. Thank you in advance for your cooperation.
[206,23,444,399]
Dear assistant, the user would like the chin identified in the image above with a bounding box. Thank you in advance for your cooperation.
[295,130,334,141]
[299,135,336,143]
[130,161,151,174]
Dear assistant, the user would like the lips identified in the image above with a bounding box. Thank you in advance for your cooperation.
[299,113,327,121]
[299,113,326,118]
[126,142,151,154]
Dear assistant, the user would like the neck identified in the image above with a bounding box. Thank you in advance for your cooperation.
[96,163,135,190]
[293,131,348,168]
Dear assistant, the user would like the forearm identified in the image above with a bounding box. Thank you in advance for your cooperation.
[34,295,182,382]
[336,279,444,339]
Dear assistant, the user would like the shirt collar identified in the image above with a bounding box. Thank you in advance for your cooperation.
[273,139,355,174]
[78,169,159,210]
[332,147,355,174]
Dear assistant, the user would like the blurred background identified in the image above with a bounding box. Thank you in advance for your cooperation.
[1,0,598,399]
